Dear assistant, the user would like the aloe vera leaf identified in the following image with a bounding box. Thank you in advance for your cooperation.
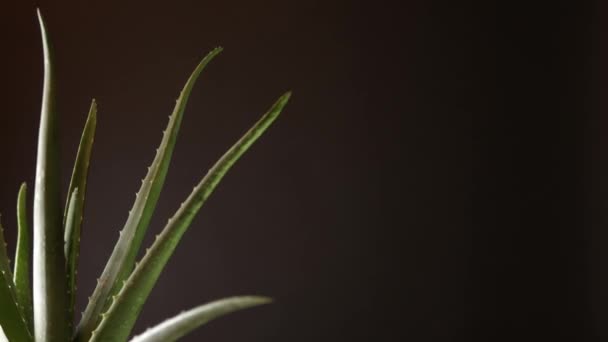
[64,98,97,329]
[0,217,32,341]
[14,183,32,331]
[64,99,97,252]
[75,47,223,341]
[64,188,80,328]
[90,92,290,341]
[0,271,31,342]
[129,296,272,342]
[0,217,13,284]
[33,9,69,342]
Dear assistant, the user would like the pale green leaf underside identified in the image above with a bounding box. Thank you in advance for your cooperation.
[129,296,272,342]
[76,47,223,341]
[90,92,290,341]
[33,9,69,342]
[14,183,32,331]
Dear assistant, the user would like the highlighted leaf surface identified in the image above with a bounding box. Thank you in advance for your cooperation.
[32,10,69,342]
[129,296,272,342]
[90,92,290,341]
[76,47,223,341]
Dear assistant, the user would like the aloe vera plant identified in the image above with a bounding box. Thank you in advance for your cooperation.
[0,10,289,342]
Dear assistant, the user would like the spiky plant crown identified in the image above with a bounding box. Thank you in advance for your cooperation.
[0,10,290,342]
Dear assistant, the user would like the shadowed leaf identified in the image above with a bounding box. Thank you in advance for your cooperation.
[0,217,32,341]
[64,187,80,326]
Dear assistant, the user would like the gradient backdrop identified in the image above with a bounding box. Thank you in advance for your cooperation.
[0,1,603,341]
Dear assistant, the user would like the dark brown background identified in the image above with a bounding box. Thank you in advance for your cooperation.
[0,0,604,341]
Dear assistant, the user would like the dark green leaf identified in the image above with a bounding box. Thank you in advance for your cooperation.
[0,217,32,341]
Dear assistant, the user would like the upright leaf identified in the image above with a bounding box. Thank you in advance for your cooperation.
[129,296,272,342]
[0,217,32,341]
[14,183,32,331]
[33,9,69,342]
[64,99,97,327]
[64,99,97,247]
[64,188,80,327]
[0,217,13,284]
[75,47,223,341]
[90,92,290,341]
[0,274,28,342]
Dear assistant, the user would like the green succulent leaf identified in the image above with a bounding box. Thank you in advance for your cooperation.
[0,218,13,284]
[0,217,32,342]
[32,9,69,342]
[0,272,31,342]
[14,183,32,331]
[63,187,80,327]
[64,98,97,330]
[64,99,97,254]
[75,47,223,341]
[129,296,272,342]
[90,91,290,342]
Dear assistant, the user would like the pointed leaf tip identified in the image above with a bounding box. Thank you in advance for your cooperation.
[76,47,221,341]
[89,91,286,341]
[271,91,292,117]
[33,7,69,340]
[36,10,49,60]
[281,90,292,102]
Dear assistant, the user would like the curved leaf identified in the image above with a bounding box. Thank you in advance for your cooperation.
[64,99,97,260]
[14,183,32,331]
[64,99,96,334]
[33,10,69,342]
[90,91,290,341]
[129,296,272,342]
[75,47,223,341]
